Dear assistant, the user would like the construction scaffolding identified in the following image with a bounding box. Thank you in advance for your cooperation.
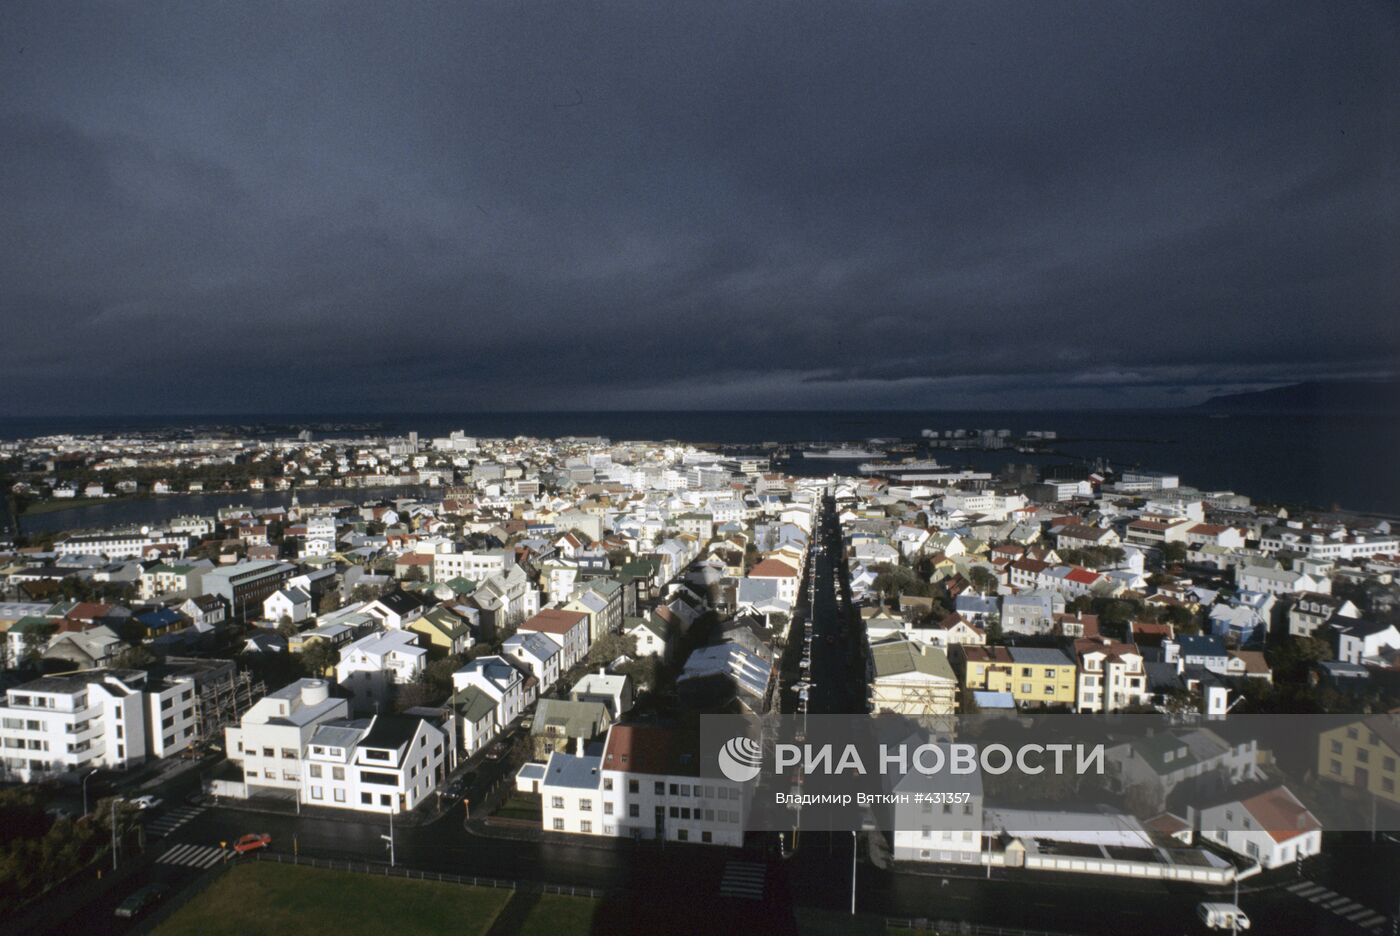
[191,668,267,744]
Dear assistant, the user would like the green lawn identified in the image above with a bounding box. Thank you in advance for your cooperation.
[153,862,511,936]
[493,794,542,821]
[514,893,598,936]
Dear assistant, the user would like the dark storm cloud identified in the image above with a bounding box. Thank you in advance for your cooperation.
[1,1,1396,413]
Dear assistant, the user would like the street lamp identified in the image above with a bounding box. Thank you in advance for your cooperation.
[82,768,98,817]
[850,830,857,915]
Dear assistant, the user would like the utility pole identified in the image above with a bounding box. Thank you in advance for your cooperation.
[850,830,857,915]
[110,794,120,867]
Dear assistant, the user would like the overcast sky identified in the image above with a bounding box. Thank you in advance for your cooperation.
[2,2,1396,414]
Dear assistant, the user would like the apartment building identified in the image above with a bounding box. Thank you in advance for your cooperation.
[1073,637,1149,713]
[0,670,149,781]
[198,560,297,621]
[217,679,349,798]
[538,724,748,846]
[303,713,448,814]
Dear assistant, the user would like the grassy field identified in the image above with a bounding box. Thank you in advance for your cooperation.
[152,862,512,936]
[513,893,598,935]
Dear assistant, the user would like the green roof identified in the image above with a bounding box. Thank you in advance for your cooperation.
[450,686,497,722]
[870,639,955,681]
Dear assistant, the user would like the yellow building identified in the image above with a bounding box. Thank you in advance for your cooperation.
[958,646,1077,707]
[1318,716,1400,806]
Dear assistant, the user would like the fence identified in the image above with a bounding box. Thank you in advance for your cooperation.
[885,921,1088,936]
[253,851,607,899]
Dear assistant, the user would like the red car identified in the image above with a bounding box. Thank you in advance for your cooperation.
[232,833,271,854]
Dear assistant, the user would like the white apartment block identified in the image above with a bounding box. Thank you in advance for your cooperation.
[217,679,349,798]
[336,630,428,714]
[1074,638,1149,713]
[0,671,150,781]
[538,724,748,846]
[432,549,515,584]
[303,714,447,814]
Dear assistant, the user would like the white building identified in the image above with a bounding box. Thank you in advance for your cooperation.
[503,632,563,696]
[303,713,447,814]
[0,670,149,781]
[518,608,591,671]
[1074,638,1149,713]
[336,631,428,714]
[217,679,349,798]
[1198,786,1321,869]
[264,586,313,624]
[432,549,515,584]
[538,723,748,846]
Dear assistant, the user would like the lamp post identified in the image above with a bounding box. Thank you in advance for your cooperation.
[82,768,98,817]
[850,830,857,915]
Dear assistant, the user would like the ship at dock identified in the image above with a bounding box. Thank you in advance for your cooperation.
[801,445,881,460]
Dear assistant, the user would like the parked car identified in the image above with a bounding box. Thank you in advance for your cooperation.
[484,744,506,761]
[131,795,163,811]
[233,832,272,854]
[115,883,169,919]
[444,777,468,799]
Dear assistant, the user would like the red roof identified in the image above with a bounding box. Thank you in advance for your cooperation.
[520,608,588,635]
[1239,787,1320,843]
[748,558,799,579]
[602,724,701,777]
[1065,568,1100,585]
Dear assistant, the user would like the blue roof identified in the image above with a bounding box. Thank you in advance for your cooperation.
[973,691,1016,709]
[1177,635,1226,657]
[541,752,602,791]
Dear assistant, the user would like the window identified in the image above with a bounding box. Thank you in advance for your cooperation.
[702,831,712,843]
[263,747,274,757]
[669,807,679,818]
[1357,749,1370,764]
[669,783,679,795]
[580,820,592,833]
[604,802,614,815]
[552,796,564,809]
[310,786,323,800]
[1331,739,1344,754]
[603,778,613,791]
[629,779,639,794]
[681,807,691,819]
[310,764,322,778]
[655,781,665,795]
[333,766,345,781]
[628,804,640,818]
[1385,757,1397,773]
[580,799,592,812]
[677,829,688,842]
[334,788,345,803]
[553,818,565,831]
[1383,777,1395,794]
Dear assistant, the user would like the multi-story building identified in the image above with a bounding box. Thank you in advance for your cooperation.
[518,608,591,671]
[335,631,427,714]
[538,724,748,845]
[1317,716,1400,807]
[217,679,348,798]
[303,713,448,814]
[432,549,515,584]
[1074,637,1148,713]
[869,638,958,716]
[0,670,149,781]
[198,560,297,622]
[956,646,1076,708]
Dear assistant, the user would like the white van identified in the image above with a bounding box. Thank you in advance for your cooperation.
[1197,902,1251,930]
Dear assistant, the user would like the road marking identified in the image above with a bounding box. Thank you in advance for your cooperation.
[145,805,206,838]
[156,843,227,868]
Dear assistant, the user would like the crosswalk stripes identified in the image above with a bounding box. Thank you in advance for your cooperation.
[1284,878,1387,933]
[718,861,766,900]
[144,805,205,838]
[156,843,228,869]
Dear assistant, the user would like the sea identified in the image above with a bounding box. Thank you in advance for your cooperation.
[2,409,1398,531]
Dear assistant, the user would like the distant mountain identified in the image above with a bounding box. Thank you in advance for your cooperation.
[1196,380,1400,413]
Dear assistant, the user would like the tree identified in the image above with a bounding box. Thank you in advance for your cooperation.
[276,616,297,638]
[300,639,336,677]
[112,645,156,670]
[969,567,998,595]
[588,632,637,666]
[1161,542,1188,565]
